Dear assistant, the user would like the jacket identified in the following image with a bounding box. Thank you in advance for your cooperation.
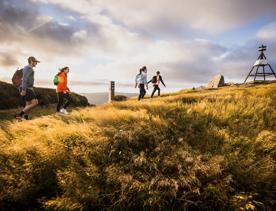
[21,65,34,91]
[57,72,70,93]
[148,75,166,86]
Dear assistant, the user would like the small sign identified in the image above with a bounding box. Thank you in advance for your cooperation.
[254,59,268,66]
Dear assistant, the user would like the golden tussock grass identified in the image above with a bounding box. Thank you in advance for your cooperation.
[0,83,275,210]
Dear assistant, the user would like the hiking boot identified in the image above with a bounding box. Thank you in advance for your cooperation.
[58,108,68,115]
[15,114,28,121]
[15,114,22,120]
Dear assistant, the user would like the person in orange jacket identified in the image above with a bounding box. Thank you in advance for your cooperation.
[56,66,72,114]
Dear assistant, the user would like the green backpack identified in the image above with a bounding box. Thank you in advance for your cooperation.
[53,74,59,85]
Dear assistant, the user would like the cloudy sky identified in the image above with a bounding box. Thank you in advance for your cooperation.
[0,0,276,93]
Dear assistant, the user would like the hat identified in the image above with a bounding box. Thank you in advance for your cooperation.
[28,56,40,63]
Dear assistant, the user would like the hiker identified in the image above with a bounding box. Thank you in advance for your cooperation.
[135,66,148,101]
[148,71,166,98]
[15,56,40,120]
[55,66,72,115]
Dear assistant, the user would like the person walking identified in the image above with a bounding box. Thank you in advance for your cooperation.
[15,56,40,120]
[55,66,72,115]
[148,71,166,98]
[135,66,148,101]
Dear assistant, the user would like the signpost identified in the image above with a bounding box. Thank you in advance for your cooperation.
[109,81,115,103]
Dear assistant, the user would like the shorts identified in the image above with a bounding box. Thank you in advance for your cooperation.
[21,88,37,102]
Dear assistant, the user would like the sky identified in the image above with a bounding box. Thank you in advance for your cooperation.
[0,0,276,93]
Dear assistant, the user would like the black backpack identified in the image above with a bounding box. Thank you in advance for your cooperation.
[151,76,157,84]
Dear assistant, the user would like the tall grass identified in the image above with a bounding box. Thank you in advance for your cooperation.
[0,83,275,210]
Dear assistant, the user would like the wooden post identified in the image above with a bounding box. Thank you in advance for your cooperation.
[109,81,115,102]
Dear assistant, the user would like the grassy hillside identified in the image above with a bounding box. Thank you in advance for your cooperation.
[0,83,275,210]
[0,81,89,109]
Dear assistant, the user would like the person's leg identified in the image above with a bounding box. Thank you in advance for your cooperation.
[138,84,142,101]
[141,84,146,99]
[63,93,72,109]
[157,86,161,96]
[151,85,157,98]
[24,101,32,113]
[25,101,31,107]
[22,98,38,113]
[57,92,64,112]
[21,89,38,113]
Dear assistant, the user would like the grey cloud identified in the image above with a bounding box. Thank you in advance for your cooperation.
[162,61,217,83]
[0,0,37,28]
[33,21,76,43]
[162,34,276,84]
[1,0,276,88]
[100,8,207,41]
[0,0,100,54]
[132,42,227,84]
[0,0,38,42]
[99,0,276,37]
[217,39,276,79]
[0,52,19,67]
[138,19,208,41]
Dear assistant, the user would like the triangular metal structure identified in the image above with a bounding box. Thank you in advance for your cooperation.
[244,45,276,83]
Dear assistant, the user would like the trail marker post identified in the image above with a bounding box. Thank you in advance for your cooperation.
[109,81,115,103]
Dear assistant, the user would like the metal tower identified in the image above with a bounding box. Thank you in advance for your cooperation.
[244,45,276,83]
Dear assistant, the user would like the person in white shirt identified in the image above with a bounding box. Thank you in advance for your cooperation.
[135,66,148,101]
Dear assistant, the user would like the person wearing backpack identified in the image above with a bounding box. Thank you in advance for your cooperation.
[148,71,166,98]
[135,66,148,101]
[15,56,40,120]
[55,66,72,115]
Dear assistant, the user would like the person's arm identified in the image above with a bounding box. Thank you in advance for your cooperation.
[65,85,70,92]
[147,79,152,84]
[135,74,138,88]
[21,67,32,91]
[65,75,70,92]
[160,76,166,87]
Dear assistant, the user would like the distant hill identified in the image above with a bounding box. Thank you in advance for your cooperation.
[82,92,137,104]
[0,81,89,109]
